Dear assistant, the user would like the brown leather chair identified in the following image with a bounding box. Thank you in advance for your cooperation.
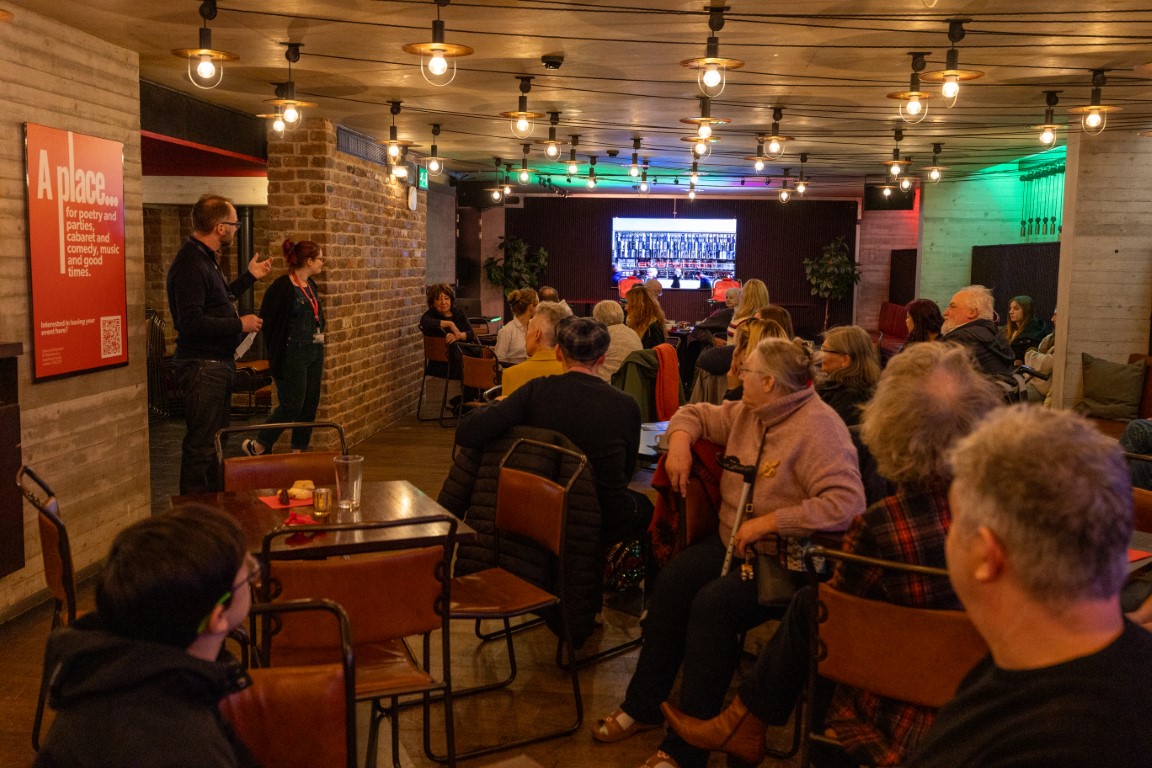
[445,439,585,760]
[259,516,458,768]
[17,466,78,752]
[418,335,461,426]
[214,421,347,492]
[459,349,498,415]
[767,546,988,766]
[220,600,356,768]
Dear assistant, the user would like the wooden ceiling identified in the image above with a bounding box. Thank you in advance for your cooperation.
[13,0,1152,196]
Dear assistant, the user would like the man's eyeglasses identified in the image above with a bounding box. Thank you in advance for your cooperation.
[196,554,263,634]
[220,221,241,228]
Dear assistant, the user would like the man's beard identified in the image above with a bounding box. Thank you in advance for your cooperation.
[941,318,957,335]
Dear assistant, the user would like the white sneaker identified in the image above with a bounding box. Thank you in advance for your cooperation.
[241,438,262,456]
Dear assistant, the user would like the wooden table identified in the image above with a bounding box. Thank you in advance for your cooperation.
[171,479,472,558]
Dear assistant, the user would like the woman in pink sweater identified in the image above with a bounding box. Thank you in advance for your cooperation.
[593,337,866,768]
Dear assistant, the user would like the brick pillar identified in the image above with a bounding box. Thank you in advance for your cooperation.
[266,119,427,446]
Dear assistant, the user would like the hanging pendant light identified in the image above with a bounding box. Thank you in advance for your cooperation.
[382,102,418,172]
[628,138,643,177]
[680,3,744,97]
[639,160,650,194]
[263,43,317,129]
[743,136,768,173]
[171,0,237,90]
[500,76,546,139]
[881,128,909,177]
[1032,91,1063,146]
[680,97,731,143]
[518,143,533,184]
[762,108,793,160]
[402,0,474,87]
[921,20,985,108]
[541,112,564,160]
[887,52,933,125]
[688,183,697,201]
[566,135,580,175]
[586,156,598,189]
[777,169,792,203]
[796,153,810,196]
[484,157,504,203]
[922,143,949,183]
[1069,70,1120,136]
[425,124,445,176]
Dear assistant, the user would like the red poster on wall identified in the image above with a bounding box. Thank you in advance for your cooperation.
[24,123,128,381]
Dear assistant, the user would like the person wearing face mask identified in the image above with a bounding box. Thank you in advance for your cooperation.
[592,337,865,768]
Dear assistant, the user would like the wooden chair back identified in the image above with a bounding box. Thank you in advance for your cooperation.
[18,466,76,626]
[220,600,356,768]
[424,334,451,365]
[461,349,498,392]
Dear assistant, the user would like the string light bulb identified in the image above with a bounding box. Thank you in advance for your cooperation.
[402,1,473,87]
[1069,70,1120,136]
[763,108,792,160]
[778,169,791,203]
[900,176,913,192]
[680,5,744,97]
[567,135,580,175]
[921,20,985,109]
[881,128,908,178]
[541,112,563,160]
[382,102,417,166]
[263,43,316,129]
[922,143,948,183]
[688,184,697,201]
[796,153,810,196]
[171,0,237,90]
[587,156,597,189]
[629,138,642,177]
[425,123,444,177]
[888,52,932,125]
[500,76,545,139]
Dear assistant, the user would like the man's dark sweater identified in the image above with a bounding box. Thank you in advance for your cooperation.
[167,237,256,360]
[941,319,1014,378]
[456,371,642,540]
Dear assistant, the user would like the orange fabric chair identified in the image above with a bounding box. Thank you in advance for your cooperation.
[711,278,741,303]
[260,517,458,768]
[18,466,78,752]
[220,600,356,768]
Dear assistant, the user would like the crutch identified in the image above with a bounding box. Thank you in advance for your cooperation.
[717,453,758,576]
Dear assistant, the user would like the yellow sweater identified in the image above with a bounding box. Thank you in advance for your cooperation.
[502,348,563,396]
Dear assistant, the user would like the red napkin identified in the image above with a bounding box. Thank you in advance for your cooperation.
[1129,548,1152,562]
[259,494,313,510]
[282,511,320,526]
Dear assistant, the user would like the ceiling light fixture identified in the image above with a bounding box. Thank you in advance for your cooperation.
[680,96,731,143]
[899,175,914,192]
[171,0,237,90]
[402,0,473,87]
[485,157,504,202]
[518,143,533,184]
[690,161,700,185]
[1069,70,1120,136]
[796,153,810,196]
[682,134,719,160]
[921,20,984,108]
[680,2,744,97]
[887,52,933,125]
[763,108,793,160]
[744,135,767,172]
[587,156,597,189]
[778,169,792,203]
[263,43,317,128]
[1033,90,1063,146]
[383,101,417,164]
[922,142,948,183]
[567,135,580,175]
[639,161,650,194]
[425,124,444,176]
[688,183,697,201]
[629,138,643,177]
[542,112,564,159]
[881,128,908,177]
[500,76,546,139]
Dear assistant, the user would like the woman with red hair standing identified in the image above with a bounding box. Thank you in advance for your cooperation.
[242,238,326,456]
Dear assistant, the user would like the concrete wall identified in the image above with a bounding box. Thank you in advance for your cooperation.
[425,181,456,285]
[1053,131,1152,407]
[856,194,919,331]
[266,119,427,446]
[0,6,149,617]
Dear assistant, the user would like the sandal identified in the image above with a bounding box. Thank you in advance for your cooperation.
[639,750,680,768]
[592,709,660,743]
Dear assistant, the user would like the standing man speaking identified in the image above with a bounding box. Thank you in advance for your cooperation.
[167,195,271,494]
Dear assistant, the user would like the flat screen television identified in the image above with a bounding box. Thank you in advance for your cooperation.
[612,218,737,289]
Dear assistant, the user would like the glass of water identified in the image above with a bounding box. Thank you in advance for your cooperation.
[333,455,364,511]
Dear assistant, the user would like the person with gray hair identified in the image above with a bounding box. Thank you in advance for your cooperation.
[663,342,1004,767]
[940,285,1014,378]
[593,299,643,382]
[905,405,1152,767]
[457,316,648,547]
[501,300,572,395]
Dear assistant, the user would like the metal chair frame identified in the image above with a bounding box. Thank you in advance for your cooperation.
[417,335,461,427]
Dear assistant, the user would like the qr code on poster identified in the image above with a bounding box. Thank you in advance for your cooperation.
[100,315,122,359]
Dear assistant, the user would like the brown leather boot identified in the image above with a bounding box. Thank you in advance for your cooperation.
[660,696,767,766]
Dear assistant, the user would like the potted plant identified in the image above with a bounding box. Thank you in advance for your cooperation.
[803,235,861,332]
[483,235,549,294]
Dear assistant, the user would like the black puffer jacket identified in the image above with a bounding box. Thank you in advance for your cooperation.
[942,319,1015,378]
[438,426,604,647]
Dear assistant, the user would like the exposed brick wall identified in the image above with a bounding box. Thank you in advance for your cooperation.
[266,119,426,447]
[856,194,920,332]
[0,8,147,617]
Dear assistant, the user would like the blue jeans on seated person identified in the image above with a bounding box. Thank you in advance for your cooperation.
[1120,419,1152,491]
[621,533,784,768]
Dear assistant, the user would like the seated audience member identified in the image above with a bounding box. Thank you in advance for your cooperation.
[645,278,664,298]
[593,299,643,382]
[35,506,260,768]
[538,285,571,313]
[501,300,571,396]
[758,304,794,339]
[1023,307,1057,404]
[904,298,944,345]
[940,285,1014,379]
[593,337,865,768]
[663,343,1004,767]
[625,284,668,349]
[905,406,1152,767]
[494,287,538,365]
[727,278,770,343]
[722,318,789,401]
[817,325,881,427]
[1120,417,1152,491]
[419,283,477,380]
[456,317,648,547]
[1003,294,1048,365]
[695,287,740,339]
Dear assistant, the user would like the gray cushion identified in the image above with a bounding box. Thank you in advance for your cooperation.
[1078,353,1146,420]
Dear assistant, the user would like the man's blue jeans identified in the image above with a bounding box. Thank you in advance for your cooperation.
[174,358,235,495]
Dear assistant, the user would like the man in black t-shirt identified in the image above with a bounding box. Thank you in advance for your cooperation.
[906,406,1152,768]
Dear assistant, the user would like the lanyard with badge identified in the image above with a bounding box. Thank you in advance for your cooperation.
[290,273,324,344]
